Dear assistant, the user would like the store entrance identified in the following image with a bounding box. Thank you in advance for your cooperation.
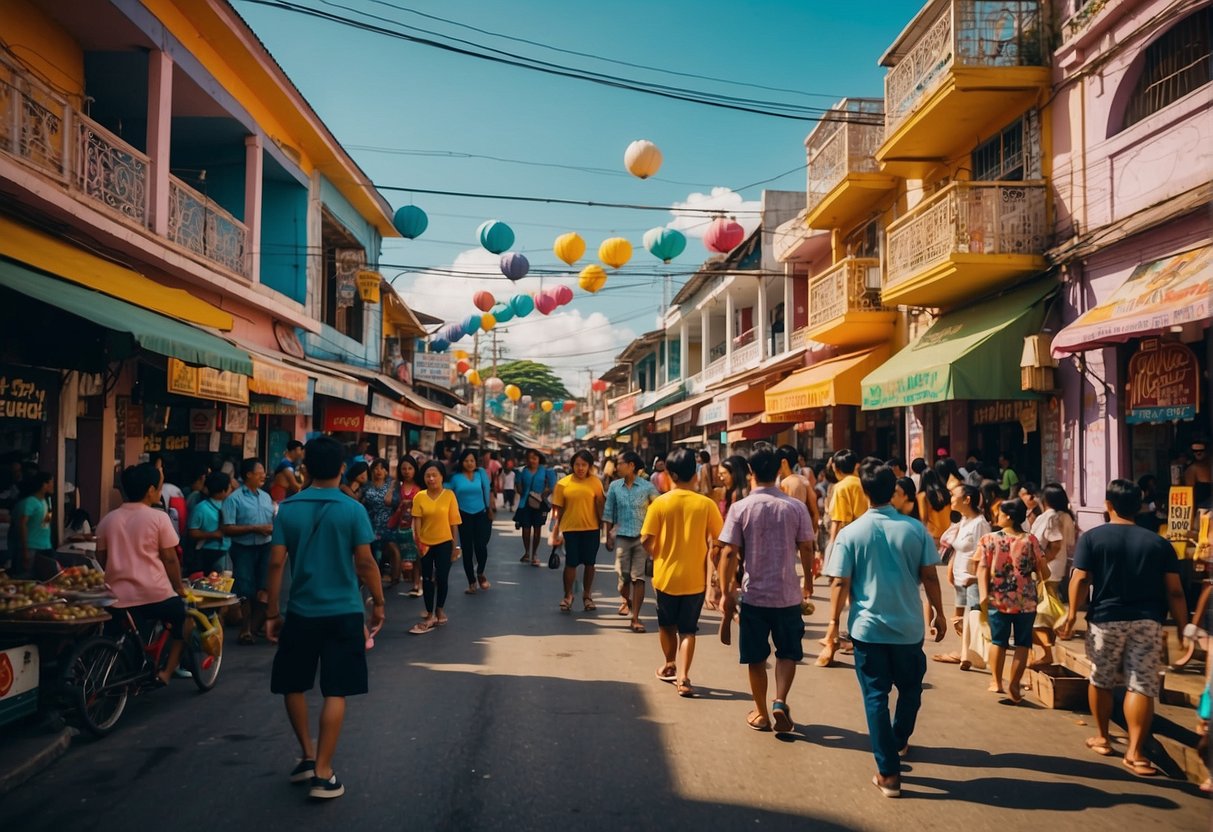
[972,422,1041,486]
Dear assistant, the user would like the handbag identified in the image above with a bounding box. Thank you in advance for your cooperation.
[938,524,959,566]
[548,547,561,569]
[1034,579,1066,628]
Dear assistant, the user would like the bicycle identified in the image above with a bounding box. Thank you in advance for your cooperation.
[58,600,225,736]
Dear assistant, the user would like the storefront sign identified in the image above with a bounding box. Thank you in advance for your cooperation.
[697,401,727,427]
[249,358,309,401]
[224,405,250,434]
[906,407,925,461]
[167,358,249,406]
[1018,401,1038,443]
[1040,397,1063,488]
[242,431,259,459]
[424,409,444,429]
[972,400,1026,426]
[419,429,437,452]
[363,415,401,436]
[1168,486,1195,558]
[249,396,314,416]
[0,367,52,422]
[143,434,191,453]
[614,394,638,421]
[653,418,672,434]
[414,352,454,386]
[322,402,367,433]
[1126,338,1199,424]
[314,374,367,404]
[371,392,423,424]
[673,407,694,427]
[189,409,218,434]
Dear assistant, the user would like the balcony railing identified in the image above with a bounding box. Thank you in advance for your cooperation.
[75,113,149,225]
[885,1,1047,135]
[789,326,810,350]
[806,99,885,212]
[809,258,885,329]
[732,340,761,370]
[885,180,1047,289]
[168,175,249,277]
[0,53,69,181]
[702,357,728,384]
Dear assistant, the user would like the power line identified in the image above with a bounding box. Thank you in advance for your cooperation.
[374,183,764,213]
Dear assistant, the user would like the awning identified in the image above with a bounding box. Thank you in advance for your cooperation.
[311,358,436,424]
[607,412,652,436]
[1051,244,1211,356]
[861,280,1055,410]
[654,391,714,423]
[223,337,310,401]
[697,385,746,427]
[637,387,685,414]
[726,414,794,443]
[765,346,890,416]
[282,356,369,404]
[0,260,252,375]
[0,216,234,330]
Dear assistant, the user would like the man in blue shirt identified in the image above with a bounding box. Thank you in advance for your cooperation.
[221,459,275,645]
[187,472,233,574]
[824,458,946,798]
[603,451,658,631]
[266,436,383,801]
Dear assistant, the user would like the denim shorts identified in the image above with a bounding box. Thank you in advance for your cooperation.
[953,583,979,609]
[987,609,1035,648]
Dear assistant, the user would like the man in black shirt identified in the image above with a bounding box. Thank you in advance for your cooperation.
[1059,479,1188,777]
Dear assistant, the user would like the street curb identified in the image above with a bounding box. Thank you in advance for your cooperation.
[0,727,74,796]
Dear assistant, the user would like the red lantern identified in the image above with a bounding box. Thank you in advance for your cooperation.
[528,401,537,410]
[456,359,471,374]
[473,290,495,312]
[562,401,576,412]
[591,380,608,392]
[535,292,558,315]
[553,284,574,306]
[704,217,745,254]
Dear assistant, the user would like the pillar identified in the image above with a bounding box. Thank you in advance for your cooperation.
[725,288,735,373]
[783,265,793,353]
[700,309,710,373]
[146,50,173,235]
[679,321,689,383]
[757,278,768,360]
[244,134,264,282]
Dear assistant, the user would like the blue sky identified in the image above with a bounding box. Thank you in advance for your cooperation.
[235,0,924,390]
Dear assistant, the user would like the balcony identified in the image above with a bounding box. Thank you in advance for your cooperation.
[883,180,1048,308]
[804,99,897,231]
[808,257,897,346]
[0,52,250,279]
[789,326,811,350]
[876,0,1050,177]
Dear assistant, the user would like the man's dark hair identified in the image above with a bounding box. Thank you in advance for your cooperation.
[665,448,696,483]
[832,449,858,474]
[285,440,304,453]
[304,436,345,480]
[750,448,780,484]
[698,450,711,464]
[910,457,927,475]
[204,471,232,496]
[120,463,161,503]
[887,456,906,472]
[239,457,263,479]
[618,451,643,470]
[776,445,799,471]
[858,459,896,505]
[1106,478,1143,519]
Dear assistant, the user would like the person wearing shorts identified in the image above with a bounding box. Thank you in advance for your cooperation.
[266,437,384,800]
[718,447,815,733]
[603,451,657,632]
[221,459,275,645]
[1060,479,1187,777]
[641,448,723,699]
[551,450,605,613]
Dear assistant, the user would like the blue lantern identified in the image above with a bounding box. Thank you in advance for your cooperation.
[553,399,564,411]
[491,302,514,323]
[510,294,535,318]
[478,220,515,254]
[462,314,482,334]
[442,323,464,342]
[643,227,687,263]
[429,338,449,353]
[393,205,429,239]
[499,252,529,281]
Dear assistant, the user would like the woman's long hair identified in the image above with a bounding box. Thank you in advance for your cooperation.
[1042,482,1076,523]
[919,468,949,512]
[720,455,750,510]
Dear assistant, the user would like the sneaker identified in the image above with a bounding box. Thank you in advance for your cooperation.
[172,667,193,680]
[309,772,345,799]
[289,759,315,784]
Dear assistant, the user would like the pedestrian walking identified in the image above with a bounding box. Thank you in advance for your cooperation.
[448,448,494,594]
[891,477,920,521]
[514,450,556,565]
[501,463,516,511]
[361,458,400,587]
[410,461,462,634]
[221,458,275,645]
[552,449,606,613]
[976,498,1049,704]
[819,449,868,666]
[387,455,422,597]
[1030,483,1077,666]
[932,484,991,669]
[717,448,815,733]
[709,455,751,613]
[915,468,951,545]
[265,437,384,800]
[1058,479,1189,776]
[823,459,947,798]
[341,461,368,500]
[641,448,724,698]
[603,450,658,631]
[777,445,818,601]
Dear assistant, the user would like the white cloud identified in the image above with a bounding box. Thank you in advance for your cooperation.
[667,187,762,239]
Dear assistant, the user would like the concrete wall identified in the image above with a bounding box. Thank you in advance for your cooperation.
[260,178,309,303]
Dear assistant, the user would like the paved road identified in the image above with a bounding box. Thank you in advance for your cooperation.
[1,520,1206,831]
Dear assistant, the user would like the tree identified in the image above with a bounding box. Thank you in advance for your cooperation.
[495,360,571,402]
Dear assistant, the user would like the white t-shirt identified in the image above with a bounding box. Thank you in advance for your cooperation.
[948,514,991,585]
[1030,509,1076,582]
[502,471,515,491]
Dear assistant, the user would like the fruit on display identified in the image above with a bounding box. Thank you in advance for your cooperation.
[49,566,107,590]
[0,583,54,611]
[14,603,105,621]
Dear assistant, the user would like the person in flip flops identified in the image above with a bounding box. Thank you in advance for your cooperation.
[717,448,815,733]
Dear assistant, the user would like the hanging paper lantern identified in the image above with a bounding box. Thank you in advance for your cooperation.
[480,313,497,331]
[462,314,482,334]
[624,139,663,179]
[473,290,495,312]
[490,302,514,323]
[552,400,564,412]
[591,379,608,392]
[529,401,537,410]
[442,324,464,343]
[578,264,607,293]
[510,293,535,318]
[553,232,586,266]
[534,291,558,315]
[478,220,515,254]
[392,205,429,239]
[465,369,482,386]
[485,377,505,395]
[598,237,633,269]
[541,400,553,413]
[643,227,687,263]
[454,349,469,361]
[521,394,533,405]
[456,359,471,374]
[429,338,450,353]
[499,252,529,281]
[563,401,576,412]
[704,217,746,253]
[553,284,574,306]
[504,384,522,401]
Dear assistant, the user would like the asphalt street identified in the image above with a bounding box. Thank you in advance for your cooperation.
[1,519,1207,831]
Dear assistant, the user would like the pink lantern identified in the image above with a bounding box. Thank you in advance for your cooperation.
[704,217,745,254]
[553,284,574,306]
[473,290,495,312]
[534,291,558,315]
[562,401,576,412]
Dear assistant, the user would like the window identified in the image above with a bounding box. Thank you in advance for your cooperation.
[320,211,365,342]
[972,118,1026,181]
[1123,8,1211,129]
[845,219,881,259]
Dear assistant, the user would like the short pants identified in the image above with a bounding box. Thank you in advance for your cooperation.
[563,530,599,568]
[270,612,368,698]
[739,602,805,664]
[987,609,1035,648]
[115,596,187,641]
[953,582,979,609]
[614,535,646,584]
[231,542,270,600]
[656,590,705,635]
[1086,618,1163,699]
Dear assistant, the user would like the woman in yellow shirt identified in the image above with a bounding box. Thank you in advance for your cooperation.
[409,461,462,634]
[552,450,605,613]
[916,468,952,544]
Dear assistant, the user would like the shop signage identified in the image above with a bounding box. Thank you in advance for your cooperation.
[322,402,366,433]
[419,429,437,452]
[242,431,258,458]
[972,400,1028,426]
[189,409,218,433]
[0,367,52,422]
[424,409,444,429]
[1126,338,1199,424]
[653,418,672,434]
[371,392,423,424]
[864,370,944,410]
[314,374,367,404]
[273,322,305,359]
[335,249,363,309]
[224,405,249,434]
[673,407,695,426]
[414,352,454,386]
[249,358,309,401]
[1040,397,1064,489]
[1168,486,1195,558]
[249,397,313,416]
[143,434,191,452]
[906,407,925,461]
[697,401,727,427]
[363,415,401,436]
[167,358,249,406]
[393,361,413,386]
[615,394,638,420]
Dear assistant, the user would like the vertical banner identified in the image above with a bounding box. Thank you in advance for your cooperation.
[1168,486,1195,558]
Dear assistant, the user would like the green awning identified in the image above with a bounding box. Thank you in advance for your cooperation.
[0,259,252,375]
[861,280,1056,410]
[637,387,685,414]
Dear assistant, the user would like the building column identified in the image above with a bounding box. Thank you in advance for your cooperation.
[756,278,768,360]
[679,321,688,382]
[146,50,173,235]
[783,265,793,353]
[662,339,670,387]
[725,288,735,373]
[700,309,710,373]
[244,134,264,282]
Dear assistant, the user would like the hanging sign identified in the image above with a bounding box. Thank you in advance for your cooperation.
[1167,486,1195,558]
[614,393,639,420]
[313,374,367,404]
[224,405,250,434]
[190,409,218,433]
[363,415,401,436]
[414,353,454,386]
[1126,338,1199,424]
[371,392,422,424]
[335,248,364,309]
[167,358,249,405]
[249,358,309,401]
[424,410,444,429]
[322,402,366,433]
[0,366,53,422]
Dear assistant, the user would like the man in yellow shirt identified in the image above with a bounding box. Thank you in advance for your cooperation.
[820,449,869,666]
[642,448,723,699]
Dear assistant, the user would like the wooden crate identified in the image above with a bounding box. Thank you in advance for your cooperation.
[1028,664,1089,709]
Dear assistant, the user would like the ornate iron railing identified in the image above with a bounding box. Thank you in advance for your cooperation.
[168,175,249,277]
[805,99,884,213]
[809,257,885,329]
[885,181,1047,289]
[75,113,149,224]
[0,52,68,180]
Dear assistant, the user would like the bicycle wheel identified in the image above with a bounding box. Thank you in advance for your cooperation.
[185,612,223,692]
[60,636,130,737]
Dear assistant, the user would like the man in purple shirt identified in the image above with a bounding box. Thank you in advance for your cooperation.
[719,447,816,734]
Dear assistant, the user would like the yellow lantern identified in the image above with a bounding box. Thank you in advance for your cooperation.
[504,384,521,401]
[480,313,497,331]
[598,237,632,269]
[541,400,553,413]
[356,270,382,304]
[553,232,586,267]
[624,139,663,179]
[578,264,607,293]
[465,369,482,386]
[454,350,469,361]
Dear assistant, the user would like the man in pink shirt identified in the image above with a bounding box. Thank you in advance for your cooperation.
[96,463,189,685]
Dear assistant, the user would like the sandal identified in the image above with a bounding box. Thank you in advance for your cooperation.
[477,576,490,591]
[747,710,772,732]
[559,597,573,613]
[520,554,529,563]
[1085,737,1114,757]
[629,621,646,633]
[583,597,597,611]
[931,653,962,664]
[531,559,541,567]
[465,586,478,595]
[618,603,631,617]
[675,678,695,698]
[1121,757,1159,777]
[408,621,436,635]
[655,665,677,683]
[238,632,255,646]
[771,701,794,733]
